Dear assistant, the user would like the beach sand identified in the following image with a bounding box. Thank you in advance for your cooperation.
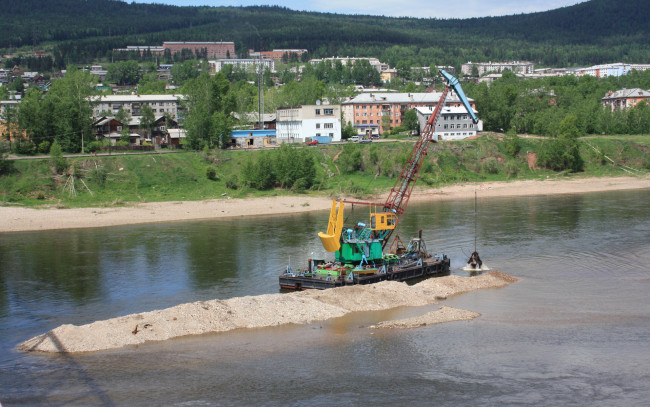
[1,176,648,233]
[20,271,517,353]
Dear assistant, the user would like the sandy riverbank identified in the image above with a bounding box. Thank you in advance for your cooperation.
[20,270,517,353]
[1,176,648,233]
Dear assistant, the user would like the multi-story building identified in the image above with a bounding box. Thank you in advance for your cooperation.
[91,94,186,120]
[414,106,481,141]
[309,57,388,72]
[209,59,275,73]
[601,88,650,110]
[248,49,308,60]
[342,92,476,135]
[114,42,236,59]
[575,63,650,78]
[276,104,341,144]
[112,46,165,55]
[462,61,534,76]
[162,42,235,59]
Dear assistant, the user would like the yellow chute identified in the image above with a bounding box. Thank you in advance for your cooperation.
[318,200,345,252]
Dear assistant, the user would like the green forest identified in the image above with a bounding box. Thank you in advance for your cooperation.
[1,0,649,69]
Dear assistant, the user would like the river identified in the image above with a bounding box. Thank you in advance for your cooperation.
[1,189,649,406]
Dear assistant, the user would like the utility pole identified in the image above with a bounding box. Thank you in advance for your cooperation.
[257,58,264,130]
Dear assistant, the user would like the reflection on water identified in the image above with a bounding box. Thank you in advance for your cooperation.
[1,189,649,405]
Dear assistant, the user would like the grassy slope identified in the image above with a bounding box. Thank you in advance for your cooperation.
[1,136,648,208]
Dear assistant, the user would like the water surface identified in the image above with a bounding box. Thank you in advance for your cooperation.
[1,189,649,405]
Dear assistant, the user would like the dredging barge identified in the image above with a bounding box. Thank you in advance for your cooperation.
[280,69,477,290]
[279,226,450,290]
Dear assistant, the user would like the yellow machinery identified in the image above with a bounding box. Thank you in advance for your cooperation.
[318,201,345,252]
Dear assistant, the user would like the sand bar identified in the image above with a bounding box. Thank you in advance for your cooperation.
[1,176,648,233]
[20,271,518,353]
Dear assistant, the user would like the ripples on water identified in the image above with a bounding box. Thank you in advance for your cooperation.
[0,189,649,405]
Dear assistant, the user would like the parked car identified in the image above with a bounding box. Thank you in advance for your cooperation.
[359,137,372,143]
[350,136,360,142]
[308,140,319,145]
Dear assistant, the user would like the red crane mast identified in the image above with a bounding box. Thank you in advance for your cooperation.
[381,69,478,247]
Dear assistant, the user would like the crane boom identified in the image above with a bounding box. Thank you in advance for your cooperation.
[381,69,478,247]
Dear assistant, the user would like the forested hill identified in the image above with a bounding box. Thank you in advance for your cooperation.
[2,0,649,68]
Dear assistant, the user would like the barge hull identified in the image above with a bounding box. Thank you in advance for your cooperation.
[280,257,450,290]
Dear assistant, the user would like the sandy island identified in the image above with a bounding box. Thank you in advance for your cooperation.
[1,176,648,233]
[20,271,518,353]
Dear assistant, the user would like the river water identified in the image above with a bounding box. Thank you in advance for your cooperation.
[1,189,649,406]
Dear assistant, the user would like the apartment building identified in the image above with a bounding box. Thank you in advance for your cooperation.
[462,61,534,76]
[309,57,388,72]
[163,42,235,59]
[574,63,650,78]
[601,88,650,111]
[342,92,476,135]
[91,94,185,120]
[414,106,481,140]
[248,49,307,60]
[209,59,275,73]
[114,42,236,59]
[276,104,341,144]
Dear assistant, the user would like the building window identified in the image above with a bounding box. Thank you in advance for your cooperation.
[315,109,321,115]
[329,133,334,137]
[324,108,333,115]
[316,133,321,137]
[325,123,333,129]
[444,124,448,129]
[316,123,321,129]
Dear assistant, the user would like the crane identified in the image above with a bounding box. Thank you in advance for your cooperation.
[318,69,478,253]
[377,69,479,247]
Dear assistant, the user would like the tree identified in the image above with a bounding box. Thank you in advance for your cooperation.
[171,60,200,86]
[44,68,97,152]
[114,107,132,141]
[182,72,235,149]
[537,114,584,172]
[342,121,356,140]
[381,114,391,135]
[139,104,156,143]
[403,109,419,135]
[106,60,140,86]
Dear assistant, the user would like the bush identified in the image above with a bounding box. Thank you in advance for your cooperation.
[38,141,51,154]
[292,177,309,193]
[537,136,584,172]
[88,166,108,188]
[116,140,130,147]
[15,141,36,155]
[482,157,499,174]
[86,141,103,153]
[225,174,239,189]
[505,159,519,178]
[504,129,521,157]
[206,165,219,180]
[50,140,67,174]
[0,143,14,175]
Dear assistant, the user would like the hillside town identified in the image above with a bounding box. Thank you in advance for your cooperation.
[1,40,650,153]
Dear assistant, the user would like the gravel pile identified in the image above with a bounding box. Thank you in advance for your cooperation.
[20,271,517,354]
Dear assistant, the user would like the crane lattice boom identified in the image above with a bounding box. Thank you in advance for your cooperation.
[381,70,478,247]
